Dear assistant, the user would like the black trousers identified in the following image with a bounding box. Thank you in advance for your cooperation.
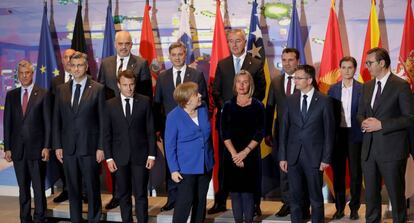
[14,157,46,223]
[332,127,362,212]
[173,171,212,223]
[116,163,149,223]
[63,154,101,223]
[288,148,324,223]
[363,153,407,223]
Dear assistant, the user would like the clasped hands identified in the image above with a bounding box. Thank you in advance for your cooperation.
[232,149,249,168]
[361,117,382,133]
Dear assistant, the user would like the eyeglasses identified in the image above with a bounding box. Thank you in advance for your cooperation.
[293,77,309,80]
[71,63,86,69]
[365,60,378,67]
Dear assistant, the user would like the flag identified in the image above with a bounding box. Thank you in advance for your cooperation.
[71,1,87,53]
[358,0,381,83]
[100,0,116,193]
[101,0,116,59]
[318,0,343,94]
[247,0,278,195]
[177,0,194,64]
[139,1,159,88]
[208,0,230,193]
[287,0,306,64]
[35,1,60,189]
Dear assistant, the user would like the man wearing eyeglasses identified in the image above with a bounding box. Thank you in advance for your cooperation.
[98,30,153,210]
[357,47,414,223]
[279,64,334,223]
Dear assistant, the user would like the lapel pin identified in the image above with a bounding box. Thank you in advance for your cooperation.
[88,85,92,88]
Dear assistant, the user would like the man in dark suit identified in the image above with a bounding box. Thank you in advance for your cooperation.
[51,48,75,203]
[357,47,414,223]
[327,56,363,220]
[154,41,208,212]
[4,60,51,223]
[211,28,266,215]
[279,65,334,223]
[53,52,105,223]
[104,70,156,223]
[98,30,153,209]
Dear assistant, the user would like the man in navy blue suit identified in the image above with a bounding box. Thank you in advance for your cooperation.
[279,64,334,223]
[327,56,363,220]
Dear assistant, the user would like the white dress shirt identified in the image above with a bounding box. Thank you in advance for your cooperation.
[117,54,131,74]
[300,87,315,111]
[173,65,187,87]
[64,71,72,83]
[21,82,34,105]
[232,51,247,74]
[71,77,87,106]
[340,80,353,128]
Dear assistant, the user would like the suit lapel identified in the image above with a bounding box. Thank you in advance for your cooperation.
[76,78,92,114]
[280,74,287,97]
[166,69,175,90]
[373,74,394,113]
[292,93,303,125]
[127,55,137,72]
[225,56,236,78]
[241,54,253,70]
[116,97,130,125]
[303,91,320,123]
[183,67,192,82]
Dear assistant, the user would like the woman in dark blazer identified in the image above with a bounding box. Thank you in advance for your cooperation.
[165,82,214,223]
[220,70,265,223]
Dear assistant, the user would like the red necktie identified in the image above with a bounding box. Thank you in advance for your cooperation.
[286,76,293,96]
[22,89,28,115]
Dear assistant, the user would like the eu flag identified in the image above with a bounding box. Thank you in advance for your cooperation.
[101,0,115,58]
[35,2,59,189]
[287,0,306,64]
[35,2,59,89]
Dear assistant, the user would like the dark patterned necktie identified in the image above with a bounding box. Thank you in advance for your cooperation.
[301,95,308,119]
[72,84,81,113]
[176,70,182,87]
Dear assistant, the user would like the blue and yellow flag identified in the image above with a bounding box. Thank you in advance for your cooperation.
[287,0,306,64]
[102,0,115,58]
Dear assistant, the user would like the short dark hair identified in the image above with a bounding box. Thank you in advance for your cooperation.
[282,48,300,60]
[117,69,136,83]
[169,41,187,54]
[296,64,319,90]
[367,47,391,68]
[70,51,88,64]
[339,56,357,68]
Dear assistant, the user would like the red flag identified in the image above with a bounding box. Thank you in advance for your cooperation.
[208,0,230,192]
[358,0,381,83]
[397,0,414,91]
[318,0,344,94]
[139,2,159,89]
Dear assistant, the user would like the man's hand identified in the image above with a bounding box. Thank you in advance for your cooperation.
[96,150,104,163]
[146,159,155,169]
[55,149,63,163]
[361,117,382,132]
[319,162,330,171]
[279,160,288,173]
[4,151,12,162]
[264,136,273,147]
[171,171,183,183]
[107,160,118,172]
[41,148,50,161]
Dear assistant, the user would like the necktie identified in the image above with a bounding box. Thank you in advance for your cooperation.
[118,58,124,74]
[286,76,293,96]
[235,57,241,74]
[301,95,308,120]
[373,81,382,107]
[125,98,131,120]
[22,89,28,115]
[72,84,81,113]
[68,74,72,82]
[176,70,182,87]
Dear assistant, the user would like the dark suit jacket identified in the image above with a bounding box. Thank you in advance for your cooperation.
[279,91,335,167]
[212,54,266,109]
[154,66,208,132]
[51,74,65,95]
[328,80,363,143]
[357,74,414,161]
[4,85,51,161]
[98,54,152,100]
[52,77,106,156]
[104,94,156,166]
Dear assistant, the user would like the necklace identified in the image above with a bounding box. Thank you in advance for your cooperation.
[237,97,251,107]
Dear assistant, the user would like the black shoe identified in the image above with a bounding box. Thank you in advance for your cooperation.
[332,210,345,220]
[82,194,88,204]
[53,191,68,203]
[275,204,290,217]
[105,198,120,210]
[350,210,359,220]
[302,209,311,220]
[160,201,174,212]
[207,203,226,215]
[254,204,262,216]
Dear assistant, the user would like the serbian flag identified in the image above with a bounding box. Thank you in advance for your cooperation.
[209,0,230,192]
[139,0,159,88]
[318,0,343,94]
[358,0,381,83]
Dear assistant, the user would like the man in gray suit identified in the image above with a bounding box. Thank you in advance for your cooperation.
[98,30,153,209]
[357,47,414,223]
[154,41,207,212]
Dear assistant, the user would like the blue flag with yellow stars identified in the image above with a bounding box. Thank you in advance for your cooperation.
[35,2,59,89]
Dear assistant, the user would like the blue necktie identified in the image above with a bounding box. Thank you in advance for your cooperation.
[235,57,241,74]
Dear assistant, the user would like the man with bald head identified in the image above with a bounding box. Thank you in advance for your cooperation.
[98,30,153,210]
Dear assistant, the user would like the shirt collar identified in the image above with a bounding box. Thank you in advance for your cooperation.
[173,64,187,74]
[232,51,247,62]
[73,76,87,86]
[120,93,133,101]
[375,71,391,86]
[117,54,131,62]
[21,82,34,92]
[341,79,354,88]
[301,87,315,99]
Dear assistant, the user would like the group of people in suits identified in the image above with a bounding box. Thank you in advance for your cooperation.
[3,25,413,223]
